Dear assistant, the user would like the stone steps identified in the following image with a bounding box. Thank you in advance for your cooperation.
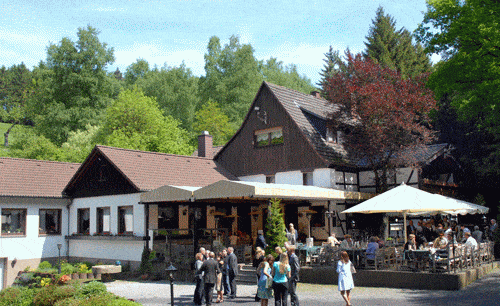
[236,264,257,284]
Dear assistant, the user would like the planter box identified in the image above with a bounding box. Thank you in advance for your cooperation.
[66,235,145,241]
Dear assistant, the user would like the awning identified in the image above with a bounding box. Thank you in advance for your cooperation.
[140,185,200,203]
[193,180,372,201]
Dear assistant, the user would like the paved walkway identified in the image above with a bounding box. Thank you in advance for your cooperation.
[106,268,500,306]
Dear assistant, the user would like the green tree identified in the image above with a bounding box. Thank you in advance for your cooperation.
[0,63,33,146]
[136,63,201,131]
[193,100,234,146]
[124,58,150,86]
[98,88,193,155]
[59,124,100,163]
[28,26,115,145]
[416,0,500,186]
[6,128,61,161]
[364,6,431,78]
[200,35,262,124]
[259,58,316,93]
[265,198,287,254]
[317,46,343,93]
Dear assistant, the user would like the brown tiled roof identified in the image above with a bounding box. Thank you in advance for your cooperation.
[191,146,224,159]
[68,145,238,192]
[0,157,80,198]
[264,82,347,163]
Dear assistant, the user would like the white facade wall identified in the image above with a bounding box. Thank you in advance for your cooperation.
[68,239,143,262]
[359,167,419,193]
[69,193,144,236]
[0,201,69,261]
[275,170,303,185]
[312,168,335,188]
[238,174,266,183]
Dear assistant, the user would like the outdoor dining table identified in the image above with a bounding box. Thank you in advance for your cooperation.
[404,249,434,271]
[343,248,366,268]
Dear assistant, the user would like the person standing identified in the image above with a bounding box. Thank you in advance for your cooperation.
[286,224,298,245]
[221,249,230,296]
[215,253,224,303]
[194,252,205,305]
[253,247,265,302]
[227,247,238,299]
[337,251,354,306]
[256,230,268,250]
[198,252,220,306]
[287,245,300,306]
[257,254,274,306]
[472,225,483,243]
[489,219,497,240]
[272,253,291,306]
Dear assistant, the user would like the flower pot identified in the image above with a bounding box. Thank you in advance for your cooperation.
[87,273,94,280]
[79,273,87,279]
[71,273,79,280]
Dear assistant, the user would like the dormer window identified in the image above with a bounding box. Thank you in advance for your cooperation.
[255,127,284,147]
[326,128,342,144]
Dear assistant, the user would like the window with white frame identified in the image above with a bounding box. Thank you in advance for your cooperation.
[1,209,26,235]
[77,208,90,234]
[118,206,133,235]
[97,207,110,233]
[255,127,284,147]
[39,209,61,235]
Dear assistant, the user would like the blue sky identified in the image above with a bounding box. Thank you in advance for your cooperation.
[1,0,433,85]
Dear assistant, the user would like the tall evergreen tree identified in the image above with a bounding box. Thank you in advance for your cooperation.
[318,46,343,93]
[265,198,287,254]
[364,6,431,78]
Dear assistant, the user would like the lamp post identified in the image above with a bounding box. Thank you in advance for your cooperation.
[166,263,177,306]
[57,243,62,274]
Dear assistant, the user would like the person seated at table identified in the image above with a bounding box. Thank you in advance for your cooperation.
[340,234,354,249]
[415,227,427,247]
[375,236,385,248]
[404,234,418,251]
[365,236,379,260]
[432,230,448,249]
[464,231,478,250]
[325,234,340,247]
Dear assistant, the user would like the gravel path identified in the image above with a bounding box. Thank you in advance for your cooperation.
[106,269,500,306]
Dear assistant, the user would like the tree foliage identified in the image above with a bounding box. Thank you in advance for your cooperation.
[98,88,193,155]
[193,100,234,146]
[28,26,115,145]
[135,62,201,131]
[0,64,33,146]
[416,0,500,185]
[265,198,287,253]
[124,58,150,86]
[325,51,436,191]
[318,46,343,93]
[259,58,316,94]
[364,6,431,79]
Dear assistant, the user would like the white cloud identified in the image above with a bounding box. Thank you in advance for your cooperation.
[113,41,206,76]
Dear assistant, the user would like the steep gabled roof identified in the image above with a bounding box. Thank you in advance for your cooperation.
[63,145,238,195]
[0,157,80,198]
[264,82,347,163]
[192,145,224,159]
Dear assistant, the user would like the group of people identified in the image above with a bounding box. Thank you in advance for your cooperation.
[253,242,300,306]
[194,247,238,306]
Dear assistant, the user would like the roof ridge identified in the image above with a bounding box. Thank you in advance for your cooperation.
[96,145,213,160]
[264,81,326,101]
[0,156,80,166]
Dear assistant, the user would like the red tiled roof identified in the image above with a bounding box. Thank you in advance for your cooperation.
[87,145,237,191]
[0,157,80,198]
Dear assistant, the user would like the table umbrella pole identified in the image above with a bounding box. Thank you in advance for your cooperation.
[404,212,407,244]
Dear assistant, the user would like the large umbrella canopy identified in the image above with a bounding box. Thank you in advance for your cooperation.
[341,183,489,242]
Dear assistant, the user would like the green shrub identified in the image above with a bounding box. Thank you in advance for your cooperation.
[75,263,91,274]
[33,285,77,306]
[61,262,75,275]
[139,245,152,273]
[78,281,107,298]
[13,272,35,287]
[38,261,52,270]
[54,292,139,306]
[0,286,37,306]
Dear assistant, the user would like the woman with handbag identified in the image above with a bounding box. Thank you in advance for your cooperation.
[257,254,274,306]
[272,253,291,306]
[337,251,354,306]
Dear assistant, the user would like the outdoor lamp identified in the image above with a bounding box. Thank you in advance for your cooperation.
[57,243,62,274]
[166,263,177,306]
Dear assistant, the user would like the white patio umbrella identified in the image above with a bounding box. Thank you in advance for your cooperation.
[341,183,489,243]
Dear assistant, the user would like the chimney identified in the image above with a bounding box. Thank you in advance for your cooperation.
[198,131,213,158]
[310,91,321,99]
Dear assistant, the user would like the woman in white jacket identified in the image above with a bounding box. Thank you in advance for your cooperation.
[337,251,354,306]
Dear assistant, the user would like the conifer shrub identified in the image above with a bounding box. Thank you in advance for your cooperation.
[265,198,288,256]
